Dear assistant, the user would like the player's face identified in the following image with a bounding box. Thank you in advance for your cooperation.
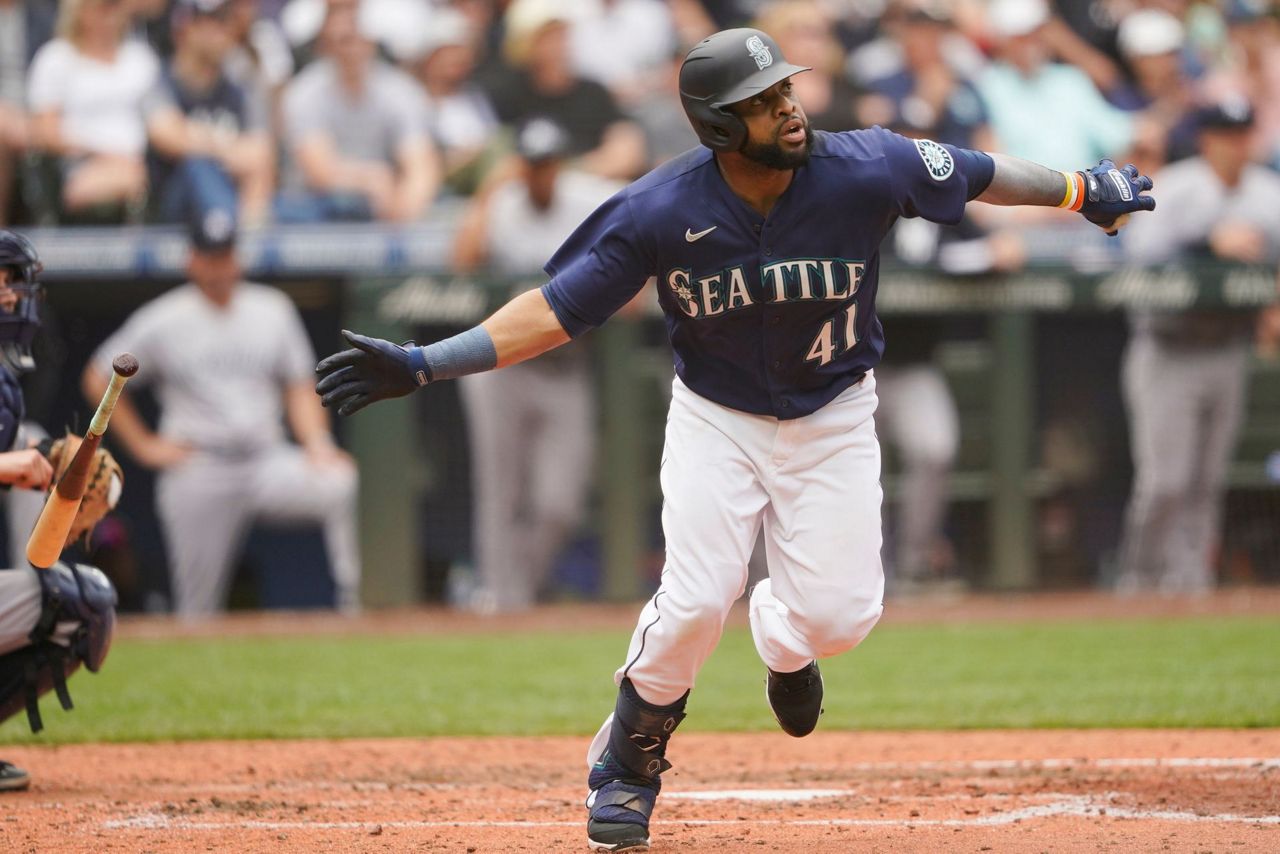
[732,78,813,170]
[189,248,240,295]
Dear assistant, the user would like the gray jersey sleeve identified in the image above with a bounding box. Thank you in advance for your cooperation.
[91,302,167,389]
[273,293,317,383]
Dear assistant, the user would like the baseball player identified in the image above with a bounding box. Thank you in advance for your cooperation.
[452,116,623,612]
[82,212,360,617]
[316,28,1154,851]
[0,230,119,792]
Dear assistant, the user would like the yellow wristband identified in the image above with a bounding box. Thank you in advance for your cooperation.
[1058,171,1076,209]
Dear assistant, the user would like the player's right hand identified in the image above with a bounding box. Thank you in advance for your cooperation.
[0,448,53,490]
[315,330,431,416]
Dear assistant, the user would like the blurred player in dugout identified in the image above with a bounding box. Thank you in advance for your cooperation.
[81,211,361,616]
[1117,95,1280,595]
[451,116,622,612]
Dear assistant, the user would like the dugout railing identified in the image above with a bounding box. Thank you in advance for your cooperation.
[26,222,1280,608]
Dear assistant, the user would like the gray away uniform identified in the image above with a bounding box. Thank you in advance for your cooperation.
[460,170,621,611]
[91,282,360,616]
[1117,159,1280,594]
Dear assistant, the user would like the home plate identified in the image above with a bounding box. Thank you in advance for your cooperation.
[666,789,851,802]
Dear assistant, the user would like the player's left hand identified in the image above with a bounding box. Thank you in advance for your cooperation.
[1076,160,1155,236]
[315,330,431,416]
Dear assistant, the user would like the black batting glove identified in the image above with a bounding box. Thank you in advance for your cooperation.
[1068,160,1156,236]
[314,329,431,416]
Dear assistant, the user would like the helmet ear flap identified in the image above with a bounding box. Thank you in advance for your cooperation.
[694,106,747,152]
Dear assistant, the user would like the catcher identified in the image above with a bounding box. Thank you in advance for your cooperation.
[0,230,119,792]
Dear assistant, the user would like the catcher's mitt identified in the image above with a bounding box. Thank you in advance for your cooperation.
[38,433,124,546]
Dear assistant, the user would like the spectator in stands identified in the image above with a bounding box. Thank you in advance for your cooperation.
[451,116,621,612]
[754,0,862,133]
[223,0,296,116]
[0,0,56,224]
[847,0,986,95]
[568,0,677,107]
[26,0,160,222]
[628,46,702,167]
[276,0,440,222]
[977,0,1134,168]
[858,0,992,150]
[1111,8,1198,171]
[1116,96,1280,596]
[1049,0,1125,81]
[81,211,361,617]
[486,0,647,181]
[1037,0,1127,99]
[406,7,501,196]
[131,0,177,57]
[1201,0,1280,169]
[144,0,274,228]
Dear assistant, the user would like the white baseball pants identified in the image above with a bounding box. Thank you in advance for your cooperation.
[615,373,885,707]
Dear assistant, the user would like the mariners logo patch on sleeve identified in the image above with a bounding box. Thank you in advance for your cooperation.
[914,138,954,181]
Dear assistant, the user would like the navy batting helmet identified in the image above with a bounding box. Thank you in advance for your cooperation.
[0,230,43,373]
[679,28,810,152]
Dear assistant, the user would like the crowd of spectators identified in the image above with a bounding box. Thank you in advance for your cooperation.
[0,0,1276,232]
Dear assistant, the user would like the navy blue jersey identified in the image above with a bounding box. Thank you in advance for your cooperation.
[542,126,993,418]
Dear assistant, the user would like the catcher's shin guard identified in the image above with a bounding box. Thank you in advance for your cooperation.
[586,679,687,851]
[0,562,117,732]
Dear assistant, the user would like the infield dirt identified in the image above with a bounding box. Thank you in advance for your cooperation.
[2,729,1277,852]
[3,590,1278,852]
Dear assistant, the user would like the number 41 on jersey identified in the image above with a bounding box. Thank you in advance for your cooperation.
[805,306,858,366]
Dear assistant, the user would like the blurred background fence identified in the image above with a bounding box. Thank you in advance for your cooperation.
[18,221,1280,611]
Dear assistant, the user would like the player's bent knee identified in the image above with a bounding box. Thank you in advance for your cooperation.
[661,592,733,641]
[312,463,359,508]
[0,562,118,732]
[1128,481,1186,518]
[795,593,883,657]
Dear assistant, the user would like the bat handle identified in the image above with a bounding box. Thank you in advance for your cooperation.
[89,370,130,437]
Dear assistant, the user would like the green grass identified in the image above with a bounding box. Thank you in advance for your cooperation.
[3,616,1277,744]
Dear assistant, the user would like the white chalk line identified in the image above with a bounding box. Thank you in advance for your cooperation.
[86,755,1280,799]
[84,756,1280,834]
[102,795,1280,832]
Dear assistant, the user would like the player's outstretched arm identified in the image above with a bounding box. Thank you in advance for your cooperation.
[975,153,1155,236]
[315,287,570,416]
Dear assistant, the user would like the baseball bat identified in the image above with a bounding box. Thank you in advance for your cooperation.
[26,353,139,569]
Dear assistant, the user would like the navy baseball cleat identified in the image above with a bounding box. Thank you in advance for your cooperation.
[766,661,824,737]
[0,760,30,792]
[586,750,659,851]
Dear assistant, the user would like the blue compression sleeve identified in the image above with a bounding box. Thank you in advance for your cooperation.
[421,326,498,382]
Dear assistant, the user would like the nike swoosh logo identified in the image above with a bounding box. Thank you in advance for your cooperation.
[685,226,717,242]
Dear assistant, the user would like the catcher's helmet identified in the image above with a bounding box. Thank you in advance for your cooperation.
[0,230,43,373]
[679,28,810,152]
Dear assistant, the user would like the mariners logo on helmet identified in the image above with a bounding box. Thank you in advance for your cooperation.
[746,35,773,70]
[914,139,954,181]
